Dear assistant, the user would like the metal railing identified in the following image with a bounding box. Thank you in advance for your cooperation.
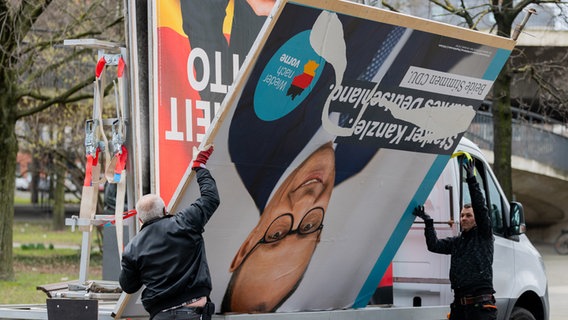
[466,109,568,173]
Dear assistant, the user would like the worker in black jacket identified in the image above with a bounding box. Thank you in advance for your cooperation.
[413,157,496,320]
[119,145,219,320]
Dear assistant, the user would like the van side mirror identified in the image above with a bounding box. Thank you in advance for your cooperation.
[509,201,526,236]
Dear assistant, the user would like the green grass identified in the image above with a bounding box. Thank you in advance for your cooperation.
[0,271,76,305]
[14,196,30,205]
[0,220,103,305]
[14,220,90,247]
[0,251,103,304]
[13,219,89,249]
[14,191,81,205]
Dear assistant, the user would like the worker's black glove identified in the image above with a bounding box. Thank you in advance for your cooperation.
[413,205,432,221]
[463,157,476,179]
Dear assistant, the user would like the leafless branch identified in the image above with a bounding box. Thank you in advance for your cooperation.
[16,75,95,119]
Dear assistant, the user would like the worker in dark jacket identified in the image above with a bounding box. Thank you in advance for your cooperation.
[119,145,219,320]
[413,157,496,320]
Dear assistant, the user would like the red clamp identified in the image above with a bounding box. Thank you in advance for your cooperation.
[95,57,107,79]
[113,146,128,182]
[117,57,125,78]
[84,148,100,186]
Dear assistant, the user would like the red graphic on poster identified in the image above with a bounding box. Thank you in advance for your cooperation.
[155,0,274,204]
[156,25,203,204]
[286,60,319,100]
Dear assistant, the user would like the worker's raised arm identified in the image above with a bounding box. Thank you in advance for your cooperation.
[463,158,492,238]
[413,205,453,254]
[178,145,220,231]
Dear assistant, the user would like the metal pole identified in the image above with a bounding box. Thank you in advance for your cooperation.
[79,232,92,283]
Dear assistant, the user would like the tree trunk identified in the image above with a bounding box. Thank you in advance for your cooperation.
[31,156,40,204]
[492,61,513,200]
[0,102,17,280]
[492,4,514,201]
[52,157,66,230]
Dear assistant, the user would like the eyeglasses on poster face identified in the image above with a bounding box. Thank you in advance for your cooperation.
[259,207,324,245]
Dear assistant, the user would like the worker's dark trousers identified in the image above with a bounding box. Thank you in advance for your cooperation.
[449,301,497,320]
[152,306,202,320]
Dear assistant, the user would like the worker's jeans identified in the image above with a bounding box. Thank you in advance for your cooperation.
[152,306,201,320]
[449,301,497,320]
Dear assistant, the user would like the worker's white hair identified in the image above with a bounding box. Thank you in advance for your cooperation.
[136,194,166,223]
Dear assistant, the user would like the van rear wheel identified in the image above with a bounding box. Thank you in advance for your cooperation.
[510,307,536,320]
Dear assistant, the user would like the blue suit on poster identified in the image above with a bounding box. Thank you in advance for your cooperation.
[228,11,393,214]
[227,15,469,214]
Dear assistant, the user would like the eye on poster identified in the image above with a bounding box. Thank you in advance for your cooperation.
[166,0,515,314]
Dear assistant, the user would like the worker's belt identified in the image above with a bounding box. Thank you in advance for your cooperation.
[161,297,207,313]
[456,294,495,305]
[161,306,204,314]
[161,301,215,320]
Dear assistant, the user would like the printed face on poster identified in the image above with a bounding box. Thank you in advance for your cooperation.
[160,0,514,314]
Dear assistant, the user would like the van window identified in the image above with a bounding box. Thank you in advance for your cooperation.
[460,156,504,235]
[486,173,505,235]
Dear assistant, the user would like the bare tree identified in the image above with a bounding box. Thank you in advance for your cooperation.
[18,104,93,230]
[0,0,123,280]
[373,0,568,199]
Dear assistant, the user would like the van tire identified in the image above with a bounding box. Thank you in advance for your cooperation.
[510,307,536,320]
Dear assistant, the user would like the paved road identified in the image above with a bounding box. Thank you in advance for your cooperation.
[535,243,568,320]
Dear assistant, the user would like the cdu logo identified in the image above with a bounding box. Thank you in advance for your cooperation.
[254,30,324,121]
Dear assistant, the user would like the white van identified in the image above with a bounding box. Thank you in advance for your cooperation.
[393,137,549,320]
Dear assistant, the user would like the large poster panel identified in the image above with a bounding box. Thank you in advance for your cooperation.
[171,0,514,314]
[153,0,274,203]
